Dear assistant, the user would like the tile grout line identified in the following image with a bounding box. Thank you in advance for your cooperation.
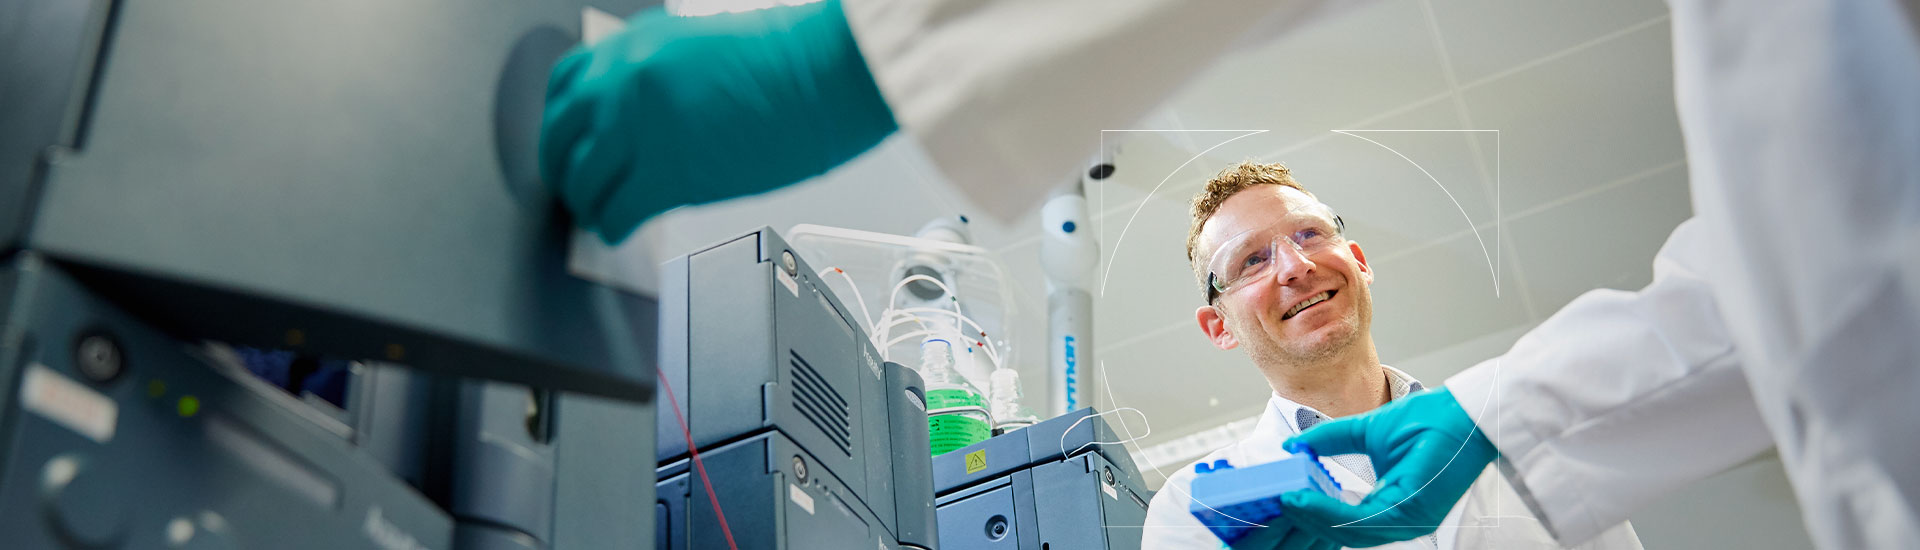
[1093,312,1201,356]
[890,138,970,224]
[1008,11,1683,339]
[1068,9,1677,263]
[1251,91,1457,164]
[1457,13,1672,92]
[1083,90,1461,228]
[1036,10,1674,250]
[1504,158,1688,223]
[1368,158,1686,266]
[1417,0,1541,321]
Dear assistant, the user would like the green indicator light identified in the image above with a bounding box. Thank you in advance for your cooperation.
[177,396,201,418]
[147,380,166,398]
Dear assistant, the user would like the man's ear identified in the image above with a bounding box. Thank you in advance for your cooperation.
[1196,305,1238,350]
[1349,241,1373,285]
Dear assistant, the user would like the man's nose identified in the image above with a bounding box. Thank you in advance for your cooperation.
[1270,242,1315,286]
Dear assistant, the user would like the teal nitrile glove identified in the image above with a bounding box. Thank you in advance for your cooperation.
[1277,388,1498,547]
[539,0,898,244]
[1224,524,1339,550]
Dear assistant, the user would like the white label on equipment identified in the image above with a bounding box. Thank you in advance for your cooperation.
[776,267,800,297]
[21,364,117,444]
[1102,482,1117,500]
[864,350,882,381]
[790,482,815,515]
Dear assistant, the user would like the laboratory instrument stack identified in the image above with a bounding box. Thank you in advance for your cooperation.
[931,408,1152,550]
[0,0,659,547]
[653,227,939,550]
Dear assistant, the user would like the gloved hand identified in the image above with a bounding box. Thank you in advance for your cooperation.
[1277,387,1498,548]
[539,0,898,244]
[1225,523,1340,550]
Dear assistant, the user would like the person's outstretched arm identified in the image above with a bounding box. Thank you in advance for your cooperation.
[1283,219,1772,547]
[540,0,898,244]
[842,0,1351,220]
[540,0,1359,243]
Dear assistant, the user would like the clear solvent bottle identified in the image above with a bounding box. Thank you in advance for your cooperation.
[989,368,1040,435]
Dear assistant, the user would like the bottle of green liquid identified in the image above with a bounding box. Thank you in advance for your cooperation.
[919,339,992,456]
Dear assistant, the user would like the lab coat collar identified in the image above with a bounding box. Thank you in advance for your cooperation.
[1235,365,1425,500]
[1255,364,1426,437]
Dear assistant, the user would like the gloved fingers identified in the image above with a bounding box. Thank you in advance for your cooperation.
[1279,490,1366,528]
[1285,414,1369,457]
[560,128,632,234]
[1279,490,1387,547]
[1274,526,1338,550]
[586,157,649,243]
[1336,481,1456,544]
[1224,524,1288,550]
[583,102,679,244]
[545,47,592,102]
[1396,434,1491,493]
[539,78,595,200]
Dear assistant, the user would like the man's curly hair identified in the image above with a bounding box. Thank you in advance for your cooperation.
[1186,161,1313,291]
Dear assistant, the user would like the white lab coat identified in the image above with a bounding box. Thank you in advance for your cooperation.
[841,0,1920,548]
[1140,368,1643,550]
[1445,1,1920,547]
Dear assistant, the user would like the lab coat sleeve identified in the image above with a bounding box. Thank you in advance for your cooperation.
[1143,465,1238,549]
[838,0,1358,221]
[1451,465,1644,550]
[1444,219,1775,546]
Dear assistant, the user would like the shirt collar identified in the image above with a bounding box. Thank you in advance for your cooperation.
[1253,365,1425,436]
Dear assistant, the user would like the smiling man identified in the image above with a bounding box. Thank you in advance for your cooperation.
[1139,162,1644,550]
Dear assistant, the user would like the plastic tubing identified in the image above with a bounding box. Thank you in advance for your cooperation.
[875,309,1002,368]
[818,266,877,332]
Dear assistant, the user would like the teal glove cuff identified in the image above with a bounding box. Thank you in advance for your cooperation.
[1276,387,1498,548]
[540,0,898,243]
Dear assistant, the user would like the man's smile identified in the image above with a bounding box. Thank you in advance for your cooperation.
[1282,289,1337,320]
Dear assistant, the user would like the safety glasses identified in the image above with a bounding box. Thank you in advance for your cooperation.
[1204,202,1346,304]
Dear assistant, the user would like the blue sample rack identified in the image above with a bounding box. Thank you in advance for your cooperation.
[1186,444,1342,545]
